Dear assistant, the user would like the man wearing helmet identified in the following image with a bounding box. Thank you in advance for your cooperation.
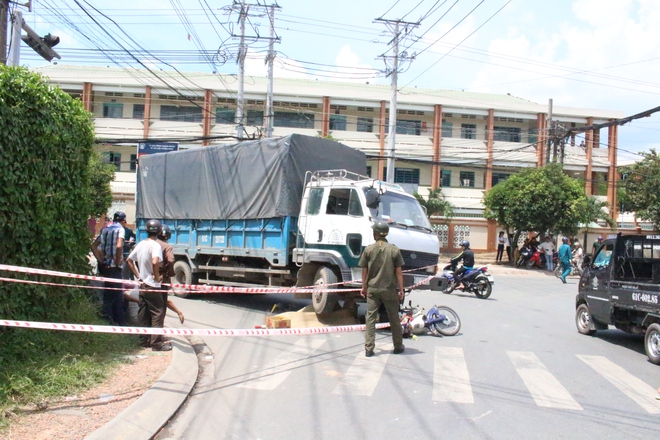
[127,219,168,350]
[91,211,127,325]
[359,221,406,357]
[157,225,185,325]
[558,236,572,283]
[451,240,475,290]
[592,235,604,255]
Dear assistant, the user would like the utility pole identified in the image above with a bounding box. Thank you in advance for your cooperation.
[265,4,278,138]
[375,18,418,183]
[545,98,553,164]
[0,0,8,65]
[235,0,246,140]
[7,8,20,65]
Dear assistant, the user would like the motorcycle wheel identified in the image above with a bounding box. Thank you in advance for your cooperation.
[526,259,534,269]
[441,279,455,294]
[516,257,524,268]
[430,306,461,336]
[554,266,562,278]
[473,277,492,299]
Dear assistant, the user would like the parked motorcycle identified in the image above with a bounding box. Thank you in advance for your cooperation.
[554,260,583,278]
[516,246,532,268]
[439,262,494,299]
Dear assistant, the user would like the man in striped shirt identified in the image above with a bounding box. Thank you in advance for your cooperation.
[91,212,126,325]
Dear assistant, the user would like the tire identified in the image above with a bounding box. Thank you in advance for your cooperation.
[312,266,339,315]
[172,260,193,298]
[516,257,524,268]
[429,306,461,336]
[526,260,534,269]
[473,277,492,299]
[575,304,597,335]
[554,266,562,278]
[644,323,660,365]
[441,277,455,294]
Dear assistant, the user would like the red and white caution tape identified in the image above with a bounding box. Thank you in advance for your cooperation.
[0,319,390,336]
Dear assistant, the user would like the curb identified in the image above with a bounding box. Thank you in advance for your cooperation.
[85,336,198,440]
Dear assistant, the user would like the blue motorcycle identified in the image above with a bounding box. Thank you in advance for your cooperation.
[439,262,493,299]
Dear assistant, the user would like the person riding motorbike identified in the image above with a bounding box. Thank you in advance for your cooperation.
[451,240,475,289]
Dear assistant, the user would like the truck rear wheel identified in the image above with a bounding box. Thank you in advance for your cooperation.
[575,304,597,336]
[312,267,339,315]
[644,323,660,365]
[172,260,193,298]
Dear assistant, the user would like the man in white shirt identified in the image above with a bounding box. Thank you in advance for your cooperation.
[127,219,168,350]
[539,236,555,271]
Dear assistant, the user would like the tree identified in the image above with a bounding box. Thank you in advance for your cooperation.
[619,149,660,228]
[88,151,116,219]
[483,164,612,246]
[414,188,454,219]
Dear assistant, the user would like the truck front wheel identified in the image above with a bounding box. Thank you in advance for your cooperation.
[644,323,660,365]
[575,304,597,336]
[173,260,193,298]
[312,267,339,315]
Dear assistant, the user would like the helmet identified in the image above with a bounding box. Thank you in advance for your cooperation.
[597,235,603,240]
[159,225,171,240]
[460,240,470,248]
[372,221,389,236]
[146,219,162,235]
[113,211,126,222]
[562,236,569,243]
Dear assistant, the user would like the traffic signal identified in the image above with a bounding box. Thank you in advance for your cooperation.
[21,26,61,62]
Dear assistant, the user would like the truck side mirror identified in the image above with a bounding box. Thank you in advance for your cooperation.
[365,188,380,209]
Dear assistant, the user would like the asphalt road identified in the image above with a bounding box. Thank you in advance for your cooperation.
[156,273,660,440]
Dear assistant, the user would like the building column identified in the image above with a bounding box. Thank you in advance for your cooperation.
[585,117,594,195]
[82,82,93,112]
[321,96,330,137]
[485,109,494,190]
[607,123,618,220]
[447,222,455,252]
[536,113,546,166]
[378,100,387,181]
[570,122,576,146]
[431,104,442,189]
[487,219,497,252]
[202,89,213,146]
[143,85,152,139]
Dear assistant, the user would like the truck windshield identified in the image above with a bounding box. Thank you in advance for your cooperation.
[367,190,433,231]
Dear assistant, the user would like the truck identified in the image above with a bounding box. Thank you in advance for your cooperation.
[575,232,660,364]
[135,134,441,314]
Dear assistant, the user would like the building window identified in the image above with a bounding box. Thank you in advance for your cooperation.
[384,120,422,135]
[160,105,203,122]
[132,104,144,120]
[442,121,453,138]
[273,111,315,128]
[461,124,476,139]
[357,117,373,133]
[492,172,509,186]
[366,166,372,177]
[460,171,475,187]
[441,169,451,187]
[103,152,121,171]
[130,154,137,171]
[216,107,235,124]
[493,126,521,142]
[103,103,123,119]
[383,167,420,184]
[528,128,538,144]
[329,114,347,131]
[247,110,264,126]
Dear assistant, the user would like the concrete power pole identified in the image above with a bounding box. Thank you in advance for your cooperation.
[0,0,8,65]
[545,98,553,164]
[265,4,277,138]
[375,18,418,183]
[235,1,246,140]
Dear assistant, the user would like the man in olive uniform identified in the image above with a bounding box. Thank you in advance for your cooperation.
[359,221,405,357]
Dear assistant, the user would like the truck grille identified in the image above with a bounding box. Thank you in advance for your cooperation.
[400,250,438,273]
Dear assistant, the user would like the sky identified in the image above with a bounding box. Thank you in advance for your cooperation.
[16,0,660,162]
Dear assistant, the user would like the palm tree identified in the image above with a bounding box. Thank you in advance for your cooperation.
[414,188,454,219]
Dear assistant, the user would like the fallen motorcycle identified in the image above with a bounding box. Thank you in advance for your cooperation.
[400,301,461,337]
[439,262,494,299]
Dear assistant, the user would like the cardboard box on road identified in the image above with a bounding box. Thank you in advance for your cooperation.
[265,315,291,329]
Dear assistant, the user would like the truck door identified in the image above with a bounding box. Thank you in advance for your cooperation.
[585,242,614,322]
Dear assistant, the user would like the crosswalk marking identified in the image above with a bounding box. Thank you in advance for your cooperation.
[433,347,474,403]
[238,338,326,390]
[332,345,391,396]
[508,351,583,410]
[577,355,660,414]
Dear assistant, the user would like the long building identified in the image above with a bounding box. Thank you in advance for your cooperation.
[35,64,627,250]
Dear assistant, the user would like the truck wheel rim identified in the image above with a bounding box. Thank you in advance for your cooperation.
[650,331,660,357]
[579,310,590,329]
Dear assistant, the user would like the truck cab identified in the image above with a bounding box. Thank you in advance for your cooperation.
[575,233,660,364]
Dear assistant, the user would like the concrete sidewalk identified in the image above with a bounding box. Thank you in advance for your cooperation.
[85,335,198,440]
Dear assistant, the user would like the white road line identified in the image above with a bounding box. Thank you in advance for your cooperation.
[577,355,660,414]
[433,347,474,403]
[332,346,391,396]
[239,338,326,390]
[508,351,583,410]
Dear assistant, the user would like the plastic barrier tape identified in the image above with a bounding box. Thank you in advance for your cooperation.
[0,319,391,336]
